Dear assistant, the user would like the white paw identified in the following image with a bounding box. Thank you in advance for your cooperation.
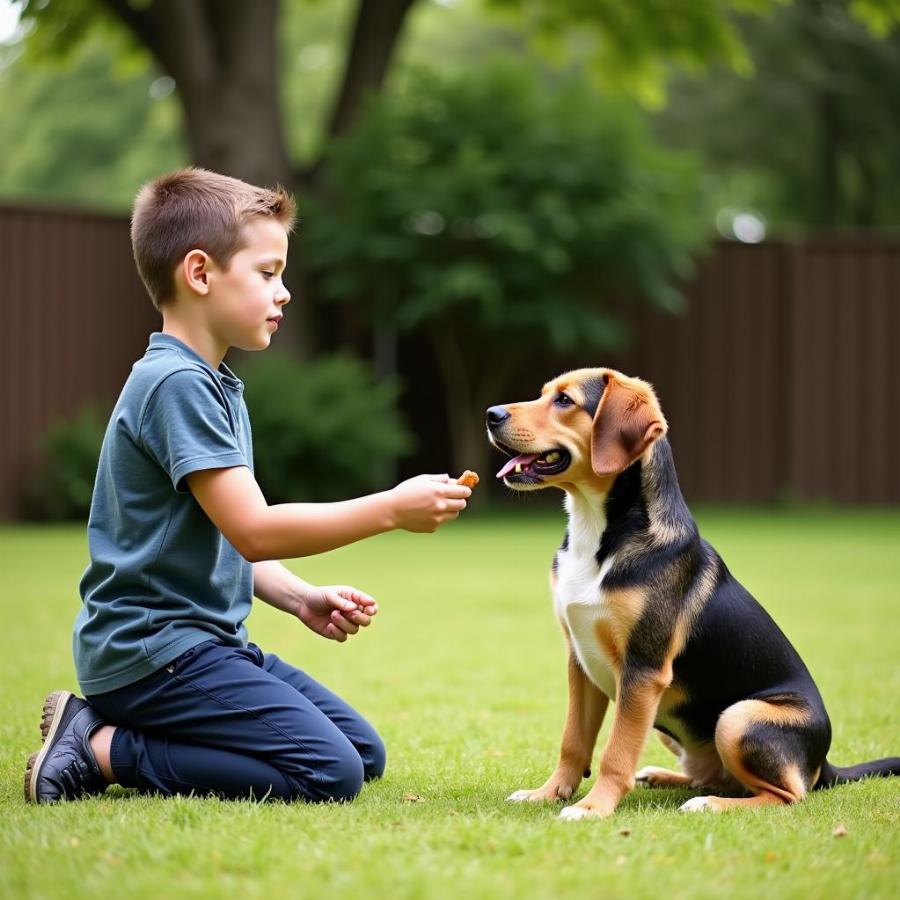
[558,805,592,821]
[507,789,536,802]
[680,796,714,813]
[635,766,666,783]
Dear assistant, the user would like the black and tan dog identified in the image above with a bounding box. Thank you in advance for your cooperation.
[487,367,899,819]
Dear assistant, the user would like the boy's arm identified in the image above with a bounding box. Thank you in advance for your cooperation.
[186,465,470,562]
[253,559,377,643]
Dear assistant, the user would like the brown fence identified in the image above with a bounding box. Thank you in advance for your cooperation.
[602,240,900,504]
[2,204,899,519]
[0,205,158,519]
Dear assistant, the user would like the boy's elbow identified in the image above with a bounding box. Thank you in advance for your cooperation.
[229,523,271,563]
[239,544,268,564]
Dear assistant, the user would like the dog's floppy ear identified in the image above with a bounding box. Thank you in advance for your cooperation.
[591,373,667,476]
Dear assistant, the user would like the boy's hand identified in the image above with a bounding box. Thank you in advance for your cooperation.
[297,586,378,643]
[389,474,472,533]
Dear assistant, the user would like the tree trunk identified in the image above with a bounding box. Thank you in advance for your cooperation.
[327,0,418,139]
[100,0,422,359]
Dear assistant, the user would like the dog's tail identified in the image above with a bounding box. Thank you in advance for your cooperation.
[814,756,900,790]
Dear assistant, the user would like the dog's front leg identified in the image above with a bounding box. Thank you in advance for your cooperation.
[559,666,669,820]
[508,650,609,803]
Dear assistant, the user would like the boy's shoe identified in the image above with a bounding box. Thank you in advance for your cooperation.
[24,691,108,803]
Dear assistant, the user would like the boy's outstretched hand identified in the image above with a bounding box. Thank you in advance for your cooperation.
[389,474,472,533]
[297,585,378,643]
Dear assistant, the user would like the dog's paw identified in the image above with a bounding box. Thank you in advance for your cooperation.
[679,796,716,813]
[558,802,609,821]
[507,784,574,803]
[635,765,667,785]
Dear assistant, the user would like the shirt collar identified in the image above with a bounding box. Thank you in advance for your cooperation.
[147,332,243,389]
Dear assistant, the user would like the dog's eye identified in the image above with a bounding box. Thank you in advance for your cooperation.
[554,393,574,408]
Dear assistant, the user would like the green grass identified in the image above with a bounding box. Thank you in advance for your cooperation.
[1,508,898,899]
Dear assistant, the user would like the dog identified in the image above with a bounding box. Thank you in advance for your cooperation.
[487,367,899,819]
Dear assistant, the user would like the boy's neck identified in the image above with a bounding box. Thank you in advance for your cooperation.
[160,313,227,370]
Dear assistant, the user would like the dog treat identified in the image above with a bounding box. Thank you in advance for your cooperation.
[457,470,480,488]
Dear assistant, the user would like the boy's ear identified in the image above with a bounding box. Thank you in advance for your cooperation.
[590,373,667,476]
[182,249,212,296]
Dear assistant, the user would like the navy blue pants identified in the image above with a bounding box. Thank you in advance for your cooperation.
[86,640,385,803]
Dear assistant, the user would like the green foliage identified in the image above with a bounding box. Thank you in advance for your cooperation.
[305,62,705,353]
[241,353,415,503]
[486,0,774,105]
[27,405,106,520]
[655,0,900,229]
[0,33,186,210]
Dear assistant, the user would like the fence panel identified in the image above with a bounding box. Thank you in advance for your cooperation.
[2,204,899,518]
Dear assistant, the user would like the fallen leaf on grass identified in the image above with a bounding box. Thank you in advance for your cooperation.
[832,824,849,838]
[403,793,425,803]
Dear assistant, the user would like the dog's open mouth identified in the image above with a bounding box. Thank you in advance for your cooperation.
[494,443,571,481]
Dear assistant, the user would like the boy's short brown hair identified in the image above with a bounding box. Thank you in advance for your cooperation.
[131,167,296,309]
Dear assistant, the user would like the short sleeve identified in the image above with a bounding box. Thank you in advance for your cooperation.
[139,368,248,492]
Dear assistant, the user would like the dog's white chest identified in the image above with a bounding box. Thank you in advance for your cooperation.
[554,546,618,701]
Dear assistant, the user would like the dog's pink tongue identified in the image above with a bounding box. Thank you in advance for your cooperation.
[496,453,541,479]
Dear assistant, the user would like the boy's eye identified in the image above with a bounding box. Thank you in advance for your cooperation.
[261,271,275,280]
[554,393,574,408]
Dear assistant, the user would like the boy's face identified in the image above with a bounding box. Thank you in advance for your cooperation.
[206,216,290,353]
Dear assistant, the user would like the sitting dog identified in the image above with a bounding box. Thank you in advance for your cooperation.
[487,367,899,819]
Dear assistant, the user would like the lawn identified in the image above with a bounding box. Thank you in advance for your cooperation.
[1,507,898,899]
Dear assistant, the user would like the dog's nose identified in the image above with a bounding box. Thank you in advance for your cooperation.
[486,406,510,428]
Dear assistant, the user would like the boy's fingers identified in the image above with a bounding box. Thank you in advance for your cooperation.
[325,623,347,643]
[331,611,359,635]
[443,484,472,499]
[325,590,361,614]
[341,588,377,608]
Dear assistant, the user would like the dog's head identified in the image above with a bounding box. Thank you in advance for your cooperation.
[486,368,668,491]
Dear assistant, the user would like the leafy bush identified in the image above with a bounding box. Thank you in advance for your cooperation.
[303,62,706,475]
[241,353,414,503]
[28,406,106,520]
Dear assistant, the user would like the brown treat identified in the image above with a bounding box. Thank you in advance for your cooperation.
[457,470,480,488]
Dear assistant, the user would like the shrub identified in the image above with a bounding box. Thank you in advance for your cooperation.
[27,405,106,520]
[304,61,706,476]
[241,353,415,503]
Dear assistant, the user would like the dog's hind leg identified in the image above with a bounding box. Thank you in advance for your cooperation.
[636,766,694,787]
[637,731,702,788]
[680,696,828,813]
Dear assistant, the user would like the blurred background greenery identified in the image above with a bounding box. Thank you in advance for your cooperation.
[2,0,899,516]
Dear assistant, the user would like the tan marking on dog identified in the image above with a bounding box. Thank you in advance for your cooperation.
[658,681,687,716]
[714,701,810,803]
[600,587,646,652]
[573,671,671,816]
[557,646,610,779]
[595,620,622,671]
[684,793,788,812]
[636,766,694,787]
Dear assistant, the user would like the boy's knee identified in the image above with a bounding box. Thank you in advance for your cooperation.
[317,747,365,804]
[363,734,386,782]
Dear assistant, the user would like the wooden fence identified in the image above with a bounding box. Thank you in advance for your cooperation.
[1,204,898,518]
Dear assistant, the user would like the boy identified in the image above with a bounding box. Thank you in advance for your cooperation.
[24,168,472,804]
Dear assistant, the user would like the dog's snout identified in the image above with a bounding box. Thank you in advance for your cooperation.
[486,406,510,429]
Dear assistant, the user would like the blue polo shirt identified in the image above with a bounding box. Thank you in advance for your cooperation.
[74,333,254,695]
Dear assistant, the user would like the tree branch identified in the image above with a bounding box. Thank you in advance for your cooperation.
[321,0,418,147]
[98,0,163,62]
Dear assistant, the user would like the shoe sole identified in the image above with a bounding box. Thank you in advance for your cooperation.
[24,690,74,803]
